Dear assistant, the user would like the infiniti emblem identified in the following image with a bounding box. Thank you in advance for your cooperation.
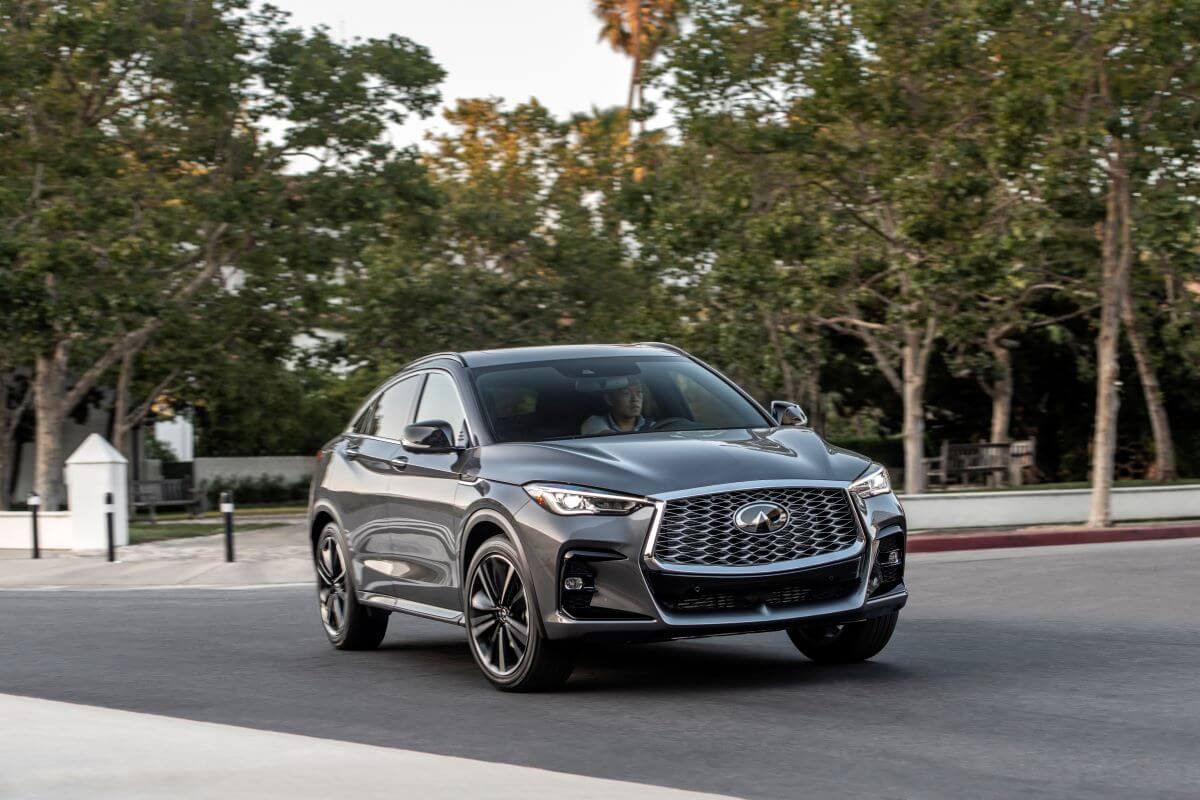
[733,501,789,534]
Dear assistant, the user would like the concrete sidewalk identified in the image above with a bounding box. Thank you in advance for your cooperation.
[0,694,737,800]
[4,513,1198,590]
[0,516,311,589]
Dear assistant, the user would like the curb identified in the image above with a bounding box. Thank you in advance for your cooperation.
[908,523,1200,553]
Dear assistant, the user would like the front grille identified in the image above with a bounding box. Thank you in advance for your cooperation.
[652,487,860,567]
[663,580,858,613]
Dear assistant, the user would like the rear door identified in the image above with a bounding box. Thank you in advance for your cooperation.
[387,370,473,610]
[340,375,421,596]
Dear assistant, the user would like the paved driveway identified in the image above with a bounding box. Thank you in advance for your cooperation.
[2,538,1198,799]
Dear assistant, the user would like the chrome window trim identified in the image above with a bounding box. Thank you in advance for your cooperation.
[642,480,869,577]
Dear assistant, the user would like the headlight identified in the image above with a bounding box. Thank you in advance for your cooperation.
[849,464,892,499]
[523,483,646,516]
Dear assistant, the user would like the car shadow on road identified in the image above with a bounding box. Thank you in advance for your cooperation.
[375,630,914,694]
[566,640,914,693]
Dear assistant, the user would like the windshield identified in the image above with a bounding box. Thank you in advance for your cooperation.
[470,355,771,444]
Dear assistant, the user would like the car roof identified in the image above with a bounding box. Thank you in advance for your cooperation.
[455,343,687,369]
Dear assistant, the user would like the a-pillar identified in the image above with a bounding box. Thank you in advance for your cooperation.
[65,434,129,552]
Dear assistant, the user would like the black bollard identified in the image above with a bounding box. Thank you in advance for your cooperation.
[105,492,115,562]
[221,491,235,562]
[28,493,41,559]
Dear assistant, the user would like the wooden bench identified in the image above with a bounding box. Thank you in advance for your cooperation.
[925,439,1037,488]
[131,479,200,522]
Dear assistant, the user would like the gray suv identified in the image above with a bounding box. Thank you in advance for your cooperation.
[308,343,907,691]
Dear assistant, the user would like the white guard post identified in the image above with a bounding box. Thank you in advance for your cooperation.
[65,434,129,551]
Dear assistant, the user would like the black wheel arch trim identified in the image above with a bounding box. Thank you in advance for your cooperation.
[459,505,548,638]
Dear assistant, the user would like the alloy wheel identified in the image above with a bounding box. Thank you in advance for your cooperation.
[468,553,530,677]
[316,533,348,638]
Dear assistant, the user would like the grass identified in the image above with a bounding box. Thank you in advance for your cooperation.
[129,521,285,545]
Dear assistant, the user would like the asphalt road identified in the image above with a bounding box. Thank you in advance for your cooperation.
[2,538,1198,799]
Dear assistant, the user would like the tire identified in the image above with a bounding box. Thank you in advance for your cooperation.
[786,612,899,663]
[314,522,388,651]
[465,537,575,692]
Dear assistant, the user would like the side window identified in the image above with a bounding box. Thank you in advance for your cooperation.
[371,376,421,440]
[415,372,468,446]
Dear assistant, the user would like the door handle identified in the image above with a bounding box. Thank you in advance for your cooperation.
[389,456,409,471]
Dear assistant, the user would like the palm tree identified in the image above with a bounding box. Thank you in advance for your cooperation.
[593,0,682,124]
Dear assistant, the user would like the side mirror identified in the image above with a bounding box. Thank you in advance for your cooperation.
[770,400,808,427]
[402,420,460,453]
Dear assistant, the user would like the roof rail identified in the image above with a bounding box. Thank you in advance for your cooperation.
[402,351,465,370]
[635,341,688,356]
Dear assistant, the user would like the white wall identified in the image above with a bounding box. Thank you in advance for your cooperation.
[194,456,315,486]
[0,511,73,550]
[154,416,195,462]
[900,484,1200,530]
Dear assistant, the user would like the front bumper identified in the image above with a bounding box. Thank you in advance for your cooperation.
[512,486,908,642]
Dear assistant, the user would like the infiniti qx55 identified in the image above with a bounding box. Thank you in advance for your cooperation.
[308,343,907,691]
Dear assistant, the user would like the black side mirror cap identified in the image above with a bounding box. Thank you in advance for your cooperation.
[770,401,808,427]
[402,420,460,453]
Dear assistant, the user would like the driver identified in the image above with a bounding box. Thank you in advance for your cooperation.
[581,376,653,434]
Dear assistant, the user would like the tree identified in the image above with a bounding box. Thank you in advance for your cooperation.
[337,99,658,372]
[986,0,1200,523]
[0,0,443,508]
[662,0,1008,492]
[593,0,683,124]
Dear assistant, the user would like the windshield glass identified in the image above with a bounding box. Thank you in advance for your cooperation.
[470,356,771,443]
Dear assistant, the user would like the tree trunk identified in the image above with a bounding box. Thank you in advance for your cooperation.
[113,350,135,462]
[625,0,642,120]
[33,347,69,510]
[901,324,932,495]
[1088,160,1133,528]
[1122,294,1176,481]
[986,337,1013,444]
[0,374,11,510]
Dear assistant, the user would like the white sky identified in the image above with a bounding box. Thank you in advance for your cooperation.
[271,0,642,147]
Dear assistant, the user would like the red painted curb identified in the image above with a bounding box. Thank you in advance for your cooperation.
[908,523,1200,553]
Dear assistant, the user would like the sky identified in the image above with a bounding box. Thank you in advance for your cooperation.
[271,0,643,148]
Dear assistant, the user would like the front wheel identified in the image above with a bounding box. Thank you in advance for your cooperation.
[465,537,574,692]
[786,612,899,663]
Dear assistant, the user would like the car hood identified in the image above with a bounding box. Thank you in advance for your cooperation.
[476,427,873,498]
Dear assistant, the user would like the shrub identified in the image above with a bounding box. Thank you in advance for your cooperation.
[203,474,310,507]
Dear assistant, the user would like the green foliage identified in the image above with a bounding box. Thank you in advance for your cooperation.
[202,474,310,506]
[2,0,1197,487]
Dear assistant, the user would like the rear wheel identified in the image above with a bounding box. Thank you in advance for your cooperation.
[465,537,574,692]
[315,523,388,650]
[786,612,899,663]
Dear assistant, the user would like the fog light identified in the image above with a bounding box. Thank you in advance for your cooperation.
[882,549,901,566]
[563,576,584,591]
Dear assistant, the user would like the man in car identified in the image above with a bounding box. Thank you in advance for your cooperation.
[580,376,654,434]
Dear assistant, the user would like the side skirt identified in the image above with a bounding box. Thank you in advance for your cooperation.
[357,591,465,626]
